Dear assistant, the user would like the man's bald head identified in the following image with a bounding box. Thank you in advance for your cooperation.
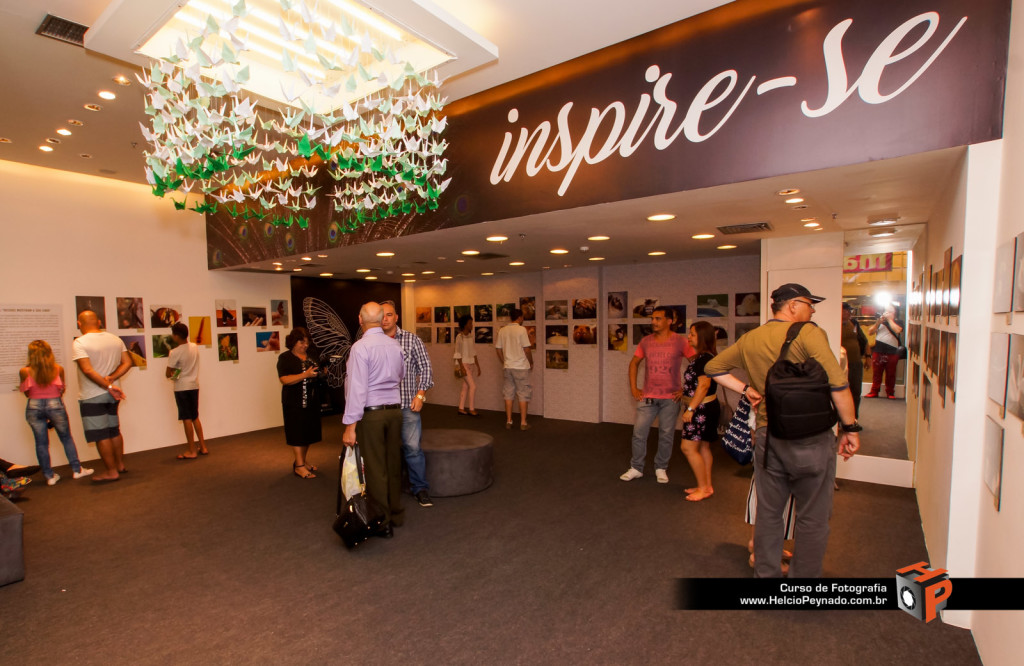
[77,310,101,333]
[359,302,383,330]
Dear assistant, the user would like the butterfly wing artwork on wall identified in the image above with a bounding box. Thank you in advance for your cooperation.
[303,297,352,388]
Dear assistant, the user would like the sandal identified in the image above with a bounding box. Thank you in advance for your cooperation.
[293,463,316,479]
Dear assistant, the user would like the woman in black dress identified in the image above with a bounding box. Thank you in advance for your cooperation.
[677,320,720,502]
[277,328,321,479]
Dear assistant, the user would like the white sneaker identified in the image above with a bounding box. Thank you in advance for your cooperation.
[73,468,94,480]
[655,469,669,484]
[47,473,60,486]
[619,468,643,481]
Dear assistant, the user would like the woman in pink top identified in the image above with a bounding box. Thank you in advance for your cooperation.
[19,340,93,485]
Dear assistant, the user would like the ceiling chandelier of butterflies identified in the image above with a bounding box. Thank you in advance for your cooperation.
[138,0,452,232]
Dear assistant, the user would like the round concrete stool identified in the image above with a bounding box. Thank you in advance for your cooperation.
[421,429,493,497]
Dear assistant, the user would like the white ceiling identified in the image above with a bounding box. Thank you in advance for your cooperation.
[0,0,956,280]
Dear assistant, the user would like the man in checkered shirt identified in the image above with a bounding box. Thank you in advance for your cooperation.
[381,301,436,507]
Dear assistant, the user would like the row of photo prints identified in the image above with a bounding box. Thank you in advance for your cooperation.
[74,296,290,331]
[906,248,961,322]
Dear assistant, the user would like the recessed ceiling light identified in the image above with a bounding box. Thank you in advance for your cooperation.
[486,235,508,242]
[717,245,737,250]
[67,119,84,126]
[440,276,453,279]
[45,138,61,144]
[272,262,282,266]
[401,272,415,276]
[79,153,92,159]
[84,103,102,111]
[376,251,395,257]
[800,217,817,222]
[868,217,899,226]
[588,235,610,241]
[98,91,116,100]
[421,270,435,275]
[456,259,465,263]
[275,267,283,271]
[356,268,371,273]
[868,227,897,237]
[550,249,569,254]
[785,197,804,204]
[365,275,378,280]
[461,249,480,255]
[56,129,72,136]
[38,146,53,152]
[509,261,525,266]
[404,279,416,283]
[803,222,820,228]
[317,254,328,258]
[647,214,675,221]
[791,204,809,210]
[692,234,715,240]
[301,256,312,261]
[588,257,605,261]
[112,75,131,86]
[320,272,334,277]
[777,188,800,196]
[648,251,666,256]
[481,272,494,276]
[0,137,11,144]
[293,268,302,271]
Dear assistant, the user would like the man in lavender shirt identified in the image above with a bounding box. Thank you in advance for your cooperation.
[343,302,406,538]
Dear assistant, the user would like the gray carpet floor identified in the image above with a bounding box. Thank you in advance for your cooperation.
[856,396,910,460]
[3,408,979,665]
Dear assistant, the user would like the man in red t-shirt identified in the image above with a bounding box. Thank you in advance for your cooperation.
[620,307,694,483]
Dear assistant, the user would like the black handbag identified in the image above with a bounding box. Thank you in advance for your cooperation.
[332,445,385,549]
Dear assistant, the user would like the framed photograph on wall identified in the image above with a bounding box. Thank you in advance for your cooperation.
[664,305,687,333]
[735,292,760,317]
[941,246,952,321]
[945,332,957,401]
[545,300,568,320]
[1006,333,1024,422]
[1014,232,1024,312]
[474,304,492,323]
[120,335,147,370]
[735,322,759,341]
[572,298,598,319]
[911,360,919,400]
[949,255,962,322]
[416,307,432,324]
[218,333,238,362]
[435,306,452,324]
[983,416,1004,511]
[545,325,568,346]
[994,241,1015,313]
[989,333,1009,417]
[215,300,237,328]
[241,306,265,327]
[496,302,515,322]
[436,327,452,344]
[545,349,568,370]
[572,324,597,344]
[474,326,493,344]
[519,297,536,321]
[115,297,145,330]
[938,331,948,406]
[454,305,471,321]
[607,291,627,318]
[416,327,431,344]
[608,324,627,351]
[152,304,183,328]
[922,374,932,426]
[633,323,653,342]
[524,325,537,350]
[696,294,728,317]
[632,297,659,318]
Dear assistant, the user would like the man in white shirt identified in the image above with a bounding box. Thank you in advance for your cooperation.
[166,322,208,460]
[495,309,534,430]
[72,311,131,483]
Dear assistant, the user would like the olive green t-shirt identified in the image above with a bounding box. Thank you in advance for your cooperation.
[705,319,848,429]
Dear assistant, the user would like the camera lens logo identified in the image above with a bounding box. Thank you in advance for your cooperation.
[896,562,952,623]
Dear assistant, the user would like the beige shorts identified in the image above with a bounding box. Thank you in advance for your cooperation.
[502,368,532,401]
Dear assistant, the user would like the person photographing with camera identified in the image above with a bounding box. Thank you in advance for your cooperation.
[865,303,904,399]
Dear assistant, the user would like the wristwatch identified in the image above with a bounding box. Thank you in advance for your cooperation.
[686,406,695,413]
[416,393,426,402]
[840,420,863,433]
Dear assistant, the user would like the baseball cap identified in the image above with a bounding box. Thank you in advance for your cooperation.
[770,283,825,304]
[841,302,854,311]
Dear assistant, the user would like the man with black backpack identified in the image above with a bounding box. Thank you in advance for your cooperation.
[705,284,861,578]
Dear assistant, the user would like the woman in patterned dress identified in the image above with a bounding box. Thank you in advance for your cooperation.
[677,320,720,502]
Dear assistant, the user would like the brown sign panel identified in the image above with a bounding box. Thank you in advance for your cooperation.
[208,0,1010,268]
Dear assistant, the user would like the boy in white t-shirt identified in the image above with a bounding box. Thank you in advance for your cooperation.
[166,322,208,459]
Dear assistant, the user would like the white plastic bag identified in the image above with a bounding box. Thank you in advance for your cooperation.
[340,447,362,501]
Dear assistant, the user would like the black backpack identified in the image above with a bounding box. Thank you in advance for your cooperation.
[764,321,837,441]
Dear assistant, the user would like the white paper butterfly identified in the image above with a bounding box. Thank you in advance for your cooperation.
[302,297,352,388]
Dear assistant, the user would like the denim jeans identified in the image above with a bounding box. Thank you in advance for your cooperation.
[401,408,429,494]
[630,398,681,472]
[25,398,82,478]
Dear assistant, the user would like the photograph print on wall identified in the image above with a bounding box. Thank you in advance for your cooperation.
[218,333,239,362]
[436,327,452,344]
[216,300,237,328]
[949,255,961,321]
[1013,231,1024,311]
[152,304,183,328]
[546,325,568,346]
[545,300,568,320]
[474,326,493,344]
[76,296,107,328]
[474,304,492,323]
[633,324,653,342]
[572,298,598,319]
[519,297,536,321]
[735,292,760,317]
[416,327,431,344]
[1005,334,1024,422]
[189,316,212,346]
[454,305,471,321]
[664,305,687,333]
[416,307,432,324]
[572,325,597,345]
[607,291,627,318]
[994,240,1015,313]
[632,297,660,318]
[524,325,537,349]
[120,335,147,370]
[546,349,568,370]
[241,306,266,327]
[608,324,628,351]
[271,299,289,327]
[115,297,145,329]
[496,302,515,321]
[435,306,452,324]
[983,416,1004,511]
[696,294,729,318]
[989,332,1009,417]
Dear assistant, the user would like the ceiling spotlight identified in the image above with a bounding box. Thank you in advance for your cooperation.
[785,197,804,204]
[456,259,465,263]
[376,251,395,257]
[461,249,480,255]
[67,119,84,126]
[272,262,283,266]
[38,145,53,152]
[481,272,494,276]
[588,235,610,241]
[45,138,61,144]
[112,75,131,86]
[275,267,283,271]
[550,249,569,255]
[800,217,817,223]
[84,103,102,111]
[317,254,328,258]
[509,261,525,266]
[301,256,312,261]
[79,153,92,159]
[404,279,416,283]
[648,251,666,256]
[401,272,415,276]
[868,217,899,226]
[777,188,800,196]
[486,235,508,242]
[365,275,378,280]
[869,227,898,237]
[440,276,453,280]
[588,257,605,261]
[293,268,302,271]
[98,91,116,100]
[356,268,371,273]
[421,270,435,275]
[647,214,675,221]
[692,234,715,240]
[56,129,72,136]
[791,204,809,210]
[717,245,737,250]
[320,272,334,277]
[804,222,820,228]
[0,137,11,143]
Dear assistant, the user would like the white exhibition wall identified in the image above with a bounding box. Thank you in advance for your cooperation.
[0,160,290,467]
[405,254,760,425]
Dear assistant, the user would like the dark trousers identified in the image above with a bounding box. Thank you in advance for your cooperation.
[358,409,404,527]
[848,359,864,418]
